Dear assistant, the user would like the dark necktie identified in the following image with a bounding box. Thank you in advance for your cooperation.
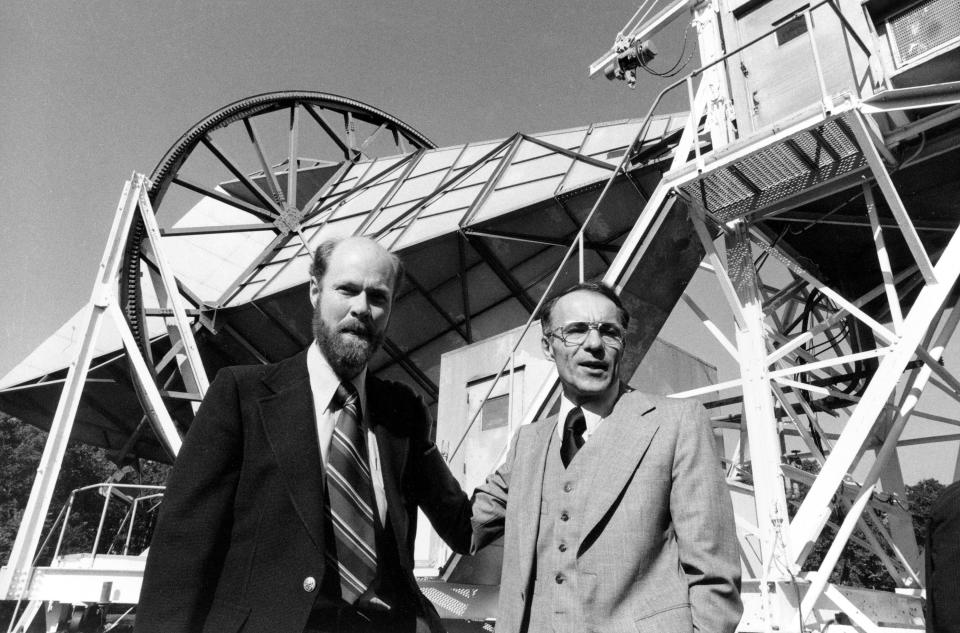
[561,407,587,468]
[326,382,378,604]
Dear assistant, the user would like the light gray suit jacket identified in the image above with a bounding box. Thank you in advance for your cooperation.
[471,390,742,633]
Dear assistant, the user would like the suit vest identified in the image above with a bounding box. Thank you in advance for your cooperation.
[526,428,600,632]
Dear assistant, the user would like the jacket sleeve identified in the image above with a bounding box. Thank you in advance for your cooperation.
[135,368,245,633]
[670,400,743,633]
[469,427,520,553]
[405,392,474,555]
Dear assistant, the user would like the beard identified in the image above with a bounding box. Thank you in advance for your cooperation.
[313,311,384,379]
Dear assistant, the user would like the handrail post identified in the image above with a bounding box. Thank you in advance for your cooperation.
[124,497,139,556]
[578,232,585,282]
[90,484,113,564]
[804,9,832,115]
[686,76,704,171]
[52,491,76,561]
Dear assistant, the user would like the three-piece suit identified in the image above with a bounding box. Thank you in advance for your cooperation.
[471,390,742,633]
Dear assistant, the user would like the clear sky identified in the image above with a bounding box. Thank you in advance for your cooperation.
[1,1,956,484]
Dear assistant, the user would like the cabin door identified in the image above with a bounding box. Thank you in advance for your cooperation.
[462,370,525,491]
[731,1,823,134]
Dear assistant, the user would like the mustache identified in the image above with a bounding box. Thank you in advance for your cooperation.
[337,319,374,338]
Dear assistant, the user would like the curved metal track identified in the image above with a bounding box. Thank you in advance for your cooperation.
[120,91,436,368]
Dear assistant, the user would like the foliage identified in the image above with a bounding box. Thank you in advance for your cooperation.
[0,411,169,627]
[905,478,945,546]
[0,412,46,560]
[785,457,945,590]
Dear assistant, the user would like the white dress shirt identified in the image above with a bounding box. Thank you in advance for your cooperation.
[307,341,388,525]
[556,395,604,443]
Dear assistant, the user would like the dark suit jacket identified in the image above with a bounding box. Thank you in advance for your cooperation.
[471,391,742,633]
[136,350,472,633]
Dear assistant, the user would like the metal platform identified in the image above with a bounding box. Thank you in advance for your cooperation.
[677,109,868,224]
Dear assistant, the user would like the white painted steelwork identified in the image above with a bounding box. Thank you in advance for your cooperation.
[3,1,960,630]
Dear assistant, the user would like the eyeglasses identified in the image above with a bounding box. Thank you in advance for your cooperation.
[547,321,625,347]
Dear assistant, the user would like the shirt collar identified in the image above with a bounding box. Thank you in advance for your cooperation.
[307,341,367,415]
[557,394,603,438]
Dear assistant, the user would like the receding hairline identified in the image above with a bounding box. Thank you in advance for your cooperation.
[309,236,404,293]
[538,282,630,332]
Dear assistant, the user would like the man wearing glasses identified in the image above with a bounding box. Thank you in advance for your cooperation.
[471,281,742,633]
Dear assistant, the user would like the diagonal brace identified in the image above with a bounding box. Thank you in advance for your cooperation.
[849,109,935,282]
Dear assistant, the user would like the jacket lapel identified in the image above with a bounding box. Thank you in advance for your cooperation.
[258,350,326,551]
[367,378,412,563]
[581,392,660,537]
[516,418,556,584]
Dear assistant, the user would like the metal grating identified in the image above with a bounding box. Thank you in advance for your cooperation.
[789,134,834,169]
[889,0,960,65]
[679,113,866,223]
[419,586,469,616]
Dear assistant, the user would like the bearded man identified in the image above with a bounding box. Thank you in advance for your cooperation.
[137,237,472,633]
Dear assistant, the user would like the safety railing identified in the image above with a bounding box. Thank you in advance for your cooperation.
[40,483,165,565]
[645,0,876,173]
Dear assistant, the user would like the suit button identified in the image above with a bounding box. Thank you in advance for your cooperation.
[303,576,317,592]
[560,511,569,521]
[555,573,565,584]
[563,483,573,492]
[558,543,567,552]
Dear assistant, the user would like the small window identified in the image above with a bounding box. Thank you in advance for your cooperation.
[775,15,808,46]
[480,394,509,431]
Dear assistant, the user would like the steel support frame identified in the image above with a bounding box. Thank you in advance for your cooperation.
[761,169,956,632]
[0,174,206,612]
[584,4,960,628]
[138,190,209,410]
[724,220,793,583]
[759,232,955,542]
[786,127,960,571]
[600,65,959,630]
[798,296,960,622]
[680,204,960,632]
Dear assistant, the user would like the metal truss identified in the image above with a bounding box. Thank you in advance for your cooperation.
[677,193,960,628]
[704,38,957,633]
[556,2,960,629]
[500,112,958,626]
[0,174,209,629]
[652,9,960,624]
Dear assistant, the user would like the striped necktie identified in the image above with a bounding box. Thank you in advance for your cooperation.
[326,382,378,604]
